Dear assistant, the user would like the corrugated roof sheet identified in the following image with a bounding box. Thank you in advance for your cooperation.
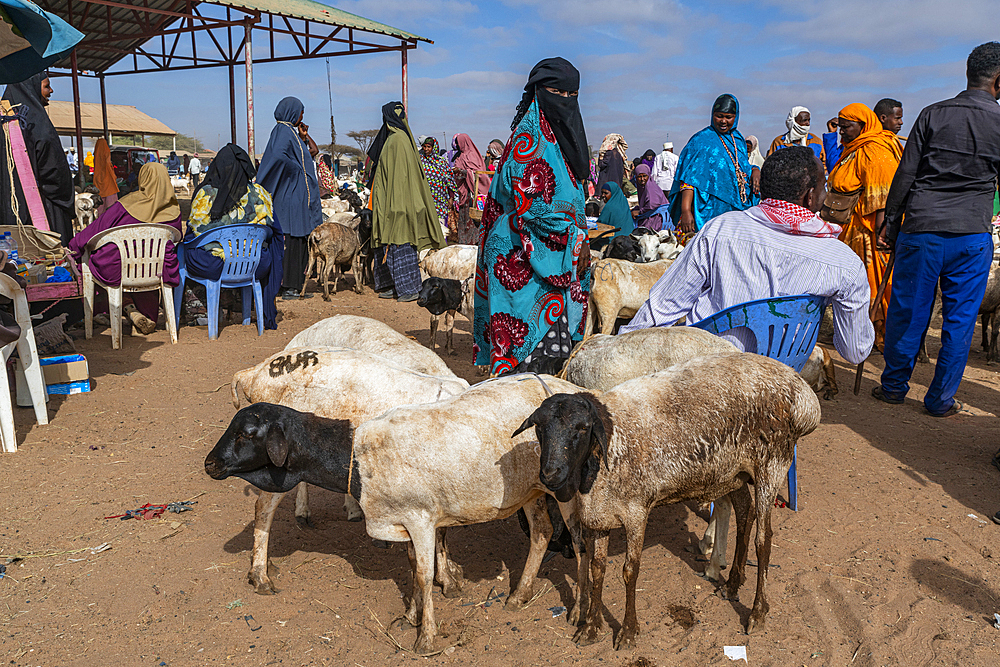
[46,100,176,136]
[44,0,428,74]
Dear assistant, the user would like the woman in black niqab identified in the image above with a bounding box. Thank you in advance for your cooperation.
[1,71,75,244]
[511,57,589,183]
[366,101,411,187]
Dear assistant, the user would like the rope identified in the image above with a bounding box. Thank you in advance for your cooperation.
[277,121,313,208]
[1,106,23,226]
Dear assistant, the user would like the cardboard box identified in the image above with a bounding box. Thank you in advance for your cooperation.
[13,354,90,407]
[46,380,91,396]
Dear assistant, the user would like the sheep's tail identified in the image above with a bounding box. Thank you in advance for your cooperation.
[790,376,822,439]
[231,369,251,409]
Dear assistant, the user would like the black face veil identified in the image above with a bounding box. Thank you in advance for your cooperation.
[511,57,589,183]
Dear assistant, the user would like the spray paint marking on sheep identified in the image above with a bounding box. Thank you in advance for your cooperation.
[268,351,320,377]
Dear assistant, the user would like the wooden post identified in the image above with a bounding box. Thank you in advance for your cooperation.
[99,73,109,142]
[69,49,85,186]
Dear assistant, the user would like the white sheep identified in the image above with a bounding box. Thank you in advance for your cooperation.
[231,345,468,594]
[519,353,821,649]
[417,245,478,352]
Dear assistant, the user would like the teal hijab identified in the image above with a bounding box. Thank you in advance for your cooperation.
[597,182,634,237]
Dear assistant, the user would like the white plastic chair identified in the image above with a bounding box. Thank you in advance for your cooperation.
[82,223,182,350]
[0,272,48,453]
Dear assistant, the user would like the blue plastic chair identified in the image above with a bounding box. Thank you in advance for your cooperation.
[691,294,827,511]
[173,224,271,340]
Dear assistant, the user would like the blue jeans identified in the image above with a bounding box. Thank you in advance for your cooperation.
[880,231,992,414]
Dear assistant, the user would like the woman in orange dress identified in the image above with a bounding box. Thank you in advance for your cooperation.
[828,102,902,347]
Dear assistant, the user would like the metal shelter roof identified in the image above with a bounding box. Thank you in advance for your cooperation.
[46,100,175,136]
[33,0,431,76]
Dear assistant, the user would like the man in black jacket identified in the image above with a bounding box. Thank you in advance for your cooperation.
[873,42,1000,417]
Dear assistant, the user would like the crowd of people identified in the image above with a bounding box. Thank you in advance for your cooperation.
[1,42,999,424]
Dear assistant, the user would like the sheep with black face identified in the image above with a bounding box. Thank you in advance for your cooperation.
[516,353,821,649]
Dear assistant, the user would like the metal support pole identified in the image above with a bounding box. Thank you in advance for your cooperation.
[99,73,109,142]
[228,62,237,145]
[245,20,255,160]
[70,49,85,186]
[401,46,408,110]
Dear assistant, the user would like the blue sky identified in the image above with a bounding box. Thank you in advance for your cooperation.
[48,0,998,159]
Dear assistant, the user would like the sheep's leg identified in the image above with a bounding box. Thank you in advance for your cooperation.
[323,260,335,300]
[698,506,717,560]
[745,499,774,635]
[725,483,753,602]
[574,530,609,646]
[507,495,553,609]
[989,312,1000,364]
[343,494,364,522]
[704,496,731,583]
[614,515,648,651]
[821,347,839,400]
[294,482,312,527]
[558,501,590,626]
[598,301,619,335]
[429,315,439,351]
[249,492,284,594]
[445,311,457,356]
[352,253,364,294]
[403,542,422,627]
[982,312,990,352]
[300,253,315,298]
[434,528,465,598]
[409,526,439,655]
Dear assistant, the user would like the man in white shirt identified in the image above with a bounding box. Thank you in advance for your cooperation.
[620,145,874,365]
[651,141,678,195]
[188,153,202,190]
[66,147,78,174]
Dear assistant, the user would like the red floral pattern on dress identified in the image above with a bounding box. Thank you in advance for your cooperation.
[488,312,529,357]
[545,271,572,288]
[481,195,503,230]
[541,232,568,251]
[539,112,556,144]
[522,159,556,204]
[493,248,532,291]
[569,280,589,304]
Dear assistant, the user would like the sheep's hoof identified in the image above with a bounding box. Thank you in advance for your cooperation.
[822,388,838,400]
[295,515,314,528]
[572,621,605,646]
[248,571,278,595]
[322,294,331,302]
[746,611,767,635]
[613,625,638,651]
[346,513,364,523]
[413,633,437,655]
[988,358,998,366]
[917,353,930,364]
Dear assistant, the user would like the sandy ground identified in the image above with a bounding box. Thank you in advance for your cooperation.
[1,278,999,667]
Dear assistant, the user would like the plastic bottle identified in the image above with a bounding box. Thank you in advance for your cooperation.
[0,233,10,260]
[6,232,18,264]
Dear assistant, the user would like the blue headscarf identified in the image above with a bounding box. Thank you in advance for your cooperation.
[256,96,321,237]
[669,93,758,230]
[597,182,634,237]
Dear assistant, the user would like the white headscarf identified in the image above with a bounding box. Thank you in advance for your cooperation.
[785,106,810,145]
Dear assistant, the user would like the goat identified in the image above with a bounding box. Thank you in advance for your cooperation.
[585,258,673,336]
[604,235,642,263]
[416,277,474,355]
[301,222,362,299]
[518,353,821,648]
[73,192,99,233]
[417,245,478,354]
[229,346,468,594]
[628,229,659,262]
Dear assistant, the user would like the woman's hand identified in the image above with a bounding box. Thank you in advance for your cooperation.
[677,187,697,234]
[751,167,761,196]
[298,123,309,140]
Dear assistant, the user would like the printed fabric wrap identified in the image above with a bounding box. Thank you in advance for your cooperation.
[418,137,457,220]
[317,159,337,196]
[473,98,590,375]
[188,182,274,258]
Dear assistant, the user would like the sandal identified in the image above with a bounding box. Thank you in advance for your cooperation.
[927,400,964,418]
[871,385,904,405]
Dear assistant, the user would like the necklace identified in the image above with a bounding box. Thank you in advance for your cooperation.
[718,133,750,204]
[278,121,312,207]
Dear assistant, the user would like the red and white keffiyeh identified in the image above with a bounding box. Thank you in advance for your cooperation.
[757,198,841,238]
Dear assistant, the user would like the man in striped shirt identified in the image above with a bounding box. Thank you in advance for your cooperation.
[620,146,875,365]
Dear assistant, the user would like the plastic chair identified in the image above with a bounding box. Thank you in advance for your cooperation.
[0,273,48,453]
[82,223,182,350]
[173,224,271,340]
[692,294,827,511]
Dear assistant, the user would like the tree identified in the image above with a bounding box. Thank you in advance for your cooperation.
[321,143,364,162]
[347,129,379,154]
[139,133,204,152]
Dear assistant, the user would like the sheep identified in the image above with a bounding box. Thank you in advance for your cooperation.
[301,221,362,299]
[321,197,350,215]
[353,373,590,653]
[798,344,839,400]
[416,276,474,355]
[584,258,673,336]
[518,353,821,648]
[417,244,478,353]
[604,235,642,262]
[286,314,460,379]
[978,260,1000,364]
[628,229,659,262]
[229,346,468,594]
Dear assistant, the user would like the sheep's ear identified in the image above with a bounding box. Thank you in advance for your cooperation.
[588,404,609,469]
[511,414,536,439]
[265,423,289,467]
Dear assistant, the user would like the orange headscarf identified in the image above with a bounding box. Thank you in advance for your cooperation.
[92,138,119,198]
[838,103,903,162]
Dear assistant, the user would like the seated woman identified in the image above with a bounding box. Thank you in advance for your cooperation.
[633,163,672,231]
[183,143,283,330]
[591,182,634,251]
[69,162,182,335]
